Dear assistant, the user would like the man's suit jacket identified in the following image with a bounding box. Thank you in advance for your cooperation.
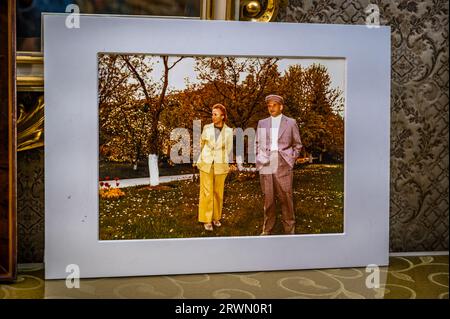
[196,123,233,175]
[255,115,302,171]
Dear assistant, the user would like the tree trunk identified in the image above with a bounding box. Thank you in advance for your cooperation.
[148,117,160,185]
[148,154,159,186]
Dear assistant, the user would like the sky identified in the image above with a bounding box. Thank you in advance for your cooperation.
[147,55,346,94]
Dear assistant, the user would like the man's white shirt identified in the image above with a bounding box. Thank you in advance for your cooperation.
[270,114,282,151]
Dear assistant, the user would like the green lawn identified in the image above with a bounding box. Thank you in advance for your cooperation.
[99,164,344,240]
[99,160,194,180]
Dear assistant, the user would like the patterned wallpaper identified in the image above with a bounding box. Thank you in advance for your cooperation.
[17,0,448,262]
[280,0,449,251]
[17,149,44,263]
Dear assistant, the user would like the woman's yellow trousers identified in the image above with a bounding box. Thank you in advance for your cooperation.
[198,167,227,223]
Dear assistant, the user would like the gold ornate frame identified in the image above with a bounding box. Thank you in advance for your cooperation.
[201,0,284,21]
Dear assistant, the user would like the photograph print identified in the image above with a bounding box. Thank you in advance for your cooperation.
[98,54,345,240]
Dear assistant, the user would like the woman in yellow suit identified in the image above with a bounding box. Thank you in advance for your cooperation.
[196,104,233,231]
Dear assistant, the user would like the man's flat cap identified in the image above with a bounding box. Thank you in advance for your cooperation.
[265,94,284,104]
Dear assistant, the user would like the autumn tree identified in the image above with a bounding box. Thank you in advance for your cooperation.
[99,54,184,177]
[98,54,155,169]
[159,88,199,160]
[121,55,185,156]
[281,64,344,161]
[98,54,134,107]
[188,56,280,129]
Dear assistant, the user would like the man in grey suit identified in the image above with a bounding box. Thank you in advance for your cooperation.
[256,94,302,235]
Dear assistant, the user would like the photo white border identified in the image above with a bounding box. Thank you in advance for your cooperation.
[44,15,390,279]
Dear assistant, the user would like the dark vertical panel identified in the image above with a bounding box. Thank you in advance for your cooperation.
[0,0,17,281]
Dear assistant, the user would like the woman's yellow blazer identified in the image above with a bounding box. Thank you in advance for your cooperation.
[196,123,233,175]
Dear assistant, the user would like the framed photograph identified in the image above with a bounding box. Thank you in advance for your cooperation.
[44,14,390,279]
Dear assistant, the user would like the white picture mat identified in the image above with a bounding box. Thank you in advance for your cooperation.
[44,15,391,279]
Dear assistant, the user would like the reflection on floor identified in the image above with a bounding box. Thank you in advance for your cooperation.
[0,255,448,299]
